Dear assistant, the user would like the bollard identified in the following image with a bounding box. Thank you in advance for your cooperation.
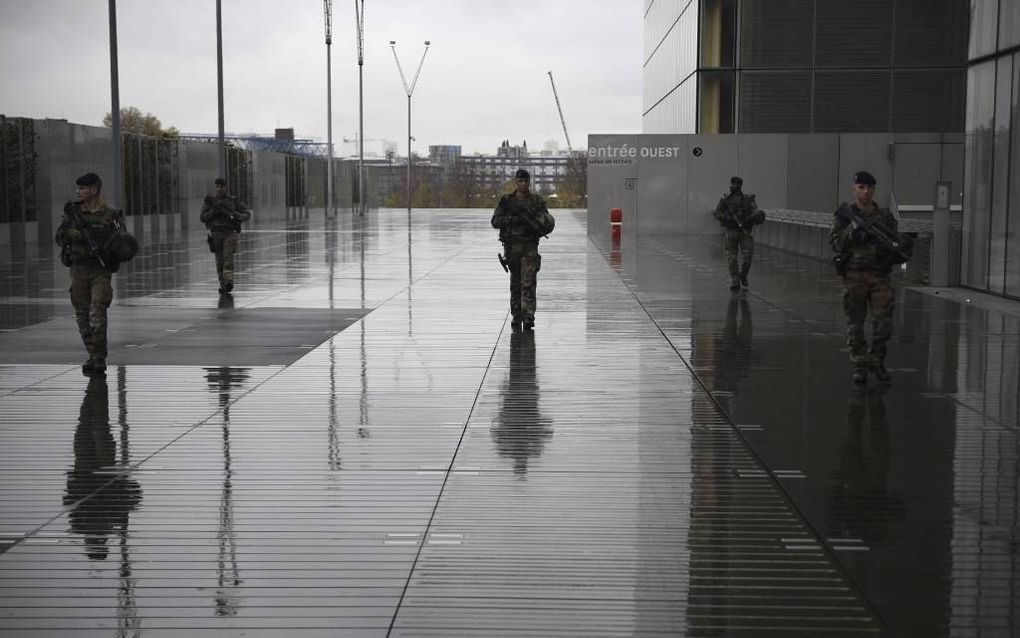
[610,207,622,268]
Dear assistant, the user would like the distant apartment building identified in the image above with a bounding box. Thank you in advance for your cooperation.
[643,0,968,133]
[458,140,580,192]
[428,145,462,168]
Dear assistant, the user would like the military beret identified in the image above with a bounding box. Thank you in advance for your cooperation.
[214,177,227,186]
[76,172,101,187]
[515,169,530,180]
[853,171,876,186]
[730,176,743,185]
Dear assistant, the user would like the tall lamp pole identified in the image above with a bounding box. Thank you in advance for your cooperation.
[216,0,226,179]
[389,40,430,216]
[108,0,122,209]
[323,1,335,217]
[354,1,366,216]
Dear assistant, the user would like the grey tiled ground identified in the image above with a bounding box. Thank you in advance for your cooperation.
[0,208,1016,636]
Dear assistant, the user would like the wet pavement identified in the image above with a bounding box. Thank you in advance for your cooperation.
[0,209,1017,636]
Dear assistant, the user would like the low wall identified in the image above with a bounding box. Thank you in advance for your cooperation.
[757,209,962,285]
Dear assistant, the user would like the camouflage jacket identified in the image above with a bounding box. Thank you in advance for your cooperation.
[201,195,251,232]
[830,203,898,273]
[713,191,764,230]
[55,202,126,268]
[491,192,555,243]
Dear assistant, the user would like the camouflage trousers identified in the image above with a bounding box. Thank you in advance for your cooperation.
[209,231,240,285]
[724,229,754,281]
[507,240,540,319]
[69,264,113,359]
[841,270,895,367]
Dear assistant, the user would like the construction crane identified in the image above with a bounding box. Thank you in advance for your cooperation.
[547,71,573,155]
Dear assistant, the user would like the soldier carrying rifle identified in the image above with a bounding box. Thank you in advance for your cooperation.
[55,172,137,375]
[201,177,252,294]
[713,176,766,292]
[491,169,555,331]
[830,171,913,385]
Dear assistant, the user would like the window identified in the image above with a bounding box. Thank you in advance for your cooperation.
[963,61,996,289]
[969,0,999,60]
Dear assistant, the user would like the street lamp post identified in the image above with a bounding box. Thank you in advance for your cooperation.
[323,1,335,217]
[216,0,226,179]
[354,0,366,216]
[108,0,122,209]
[389,40,430,215]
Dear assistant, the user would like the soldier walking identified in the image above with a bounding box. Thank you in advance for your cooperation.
[830,171,908,385]
[713,176,765,291]
[55,173,128,375]
[491,169,556,331]
[201,178,251,294]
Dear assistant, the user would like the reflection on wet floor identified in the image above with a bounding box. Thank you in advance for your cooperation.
[0,209,1017,636]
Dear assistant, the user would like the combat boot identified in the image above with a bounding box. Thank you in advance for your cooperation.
[224,282,234,293]
[81,358,96,375]
[852,366,868,385]
[739,275,749,289]
[522,314,535,331]
[871,362,891,384]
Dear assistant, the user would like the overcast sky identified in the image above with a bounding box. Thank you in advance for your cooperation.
[0,0,642,156]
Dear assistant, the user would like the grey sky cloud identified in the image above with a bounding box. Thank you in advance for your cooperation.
[0,0,642,155]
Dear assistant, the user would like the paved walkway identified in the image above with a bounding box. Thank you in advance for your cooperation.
[0,209,1017,636]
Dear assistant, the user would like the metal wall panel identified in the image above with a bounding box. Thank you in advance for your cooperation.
[892,70,966,133]
[739,0,813,68]
[738,71,812,133]
[637,135,689,236]
[734,134,788,210]
[816,0,893,68]
[814,71,891,132]
[179,141,219,227]
[838,134,895,208]
[685,134,739,234]
[894,0,969,67]
[893,143,943,206]
[33,119,115,244]
[787,134,840,211]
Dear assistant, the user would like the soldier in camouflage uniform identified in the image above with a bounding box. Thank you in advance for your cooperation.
[830,171,899,385]
[713,176,766,291]
[201,178,251,294]
[55,173,127,375]
[491,169,556,331]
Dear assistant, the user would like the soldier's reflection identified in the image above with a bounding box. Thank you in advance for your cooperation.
[491,330,552,478]
[827,387,904,546]
[204,366,251,617]
[713,295,753,401]
[64,376,141,560]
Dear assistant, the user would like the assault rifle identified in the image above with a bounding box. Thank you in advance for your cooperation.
[204,196,247,226]
[834,203,912,266]
[496,199,548,272]
[64,202,107,269]
[724,209,750,232]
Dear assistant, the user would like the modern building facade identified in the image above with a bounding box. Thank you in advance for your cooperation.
[643,0,969,134]
[962,0,1020,298]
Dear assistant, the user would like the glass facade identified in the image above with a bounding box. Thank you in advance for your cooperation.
[964,0,1020,298]
[643,0,699,133]
[644,0,967,134]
